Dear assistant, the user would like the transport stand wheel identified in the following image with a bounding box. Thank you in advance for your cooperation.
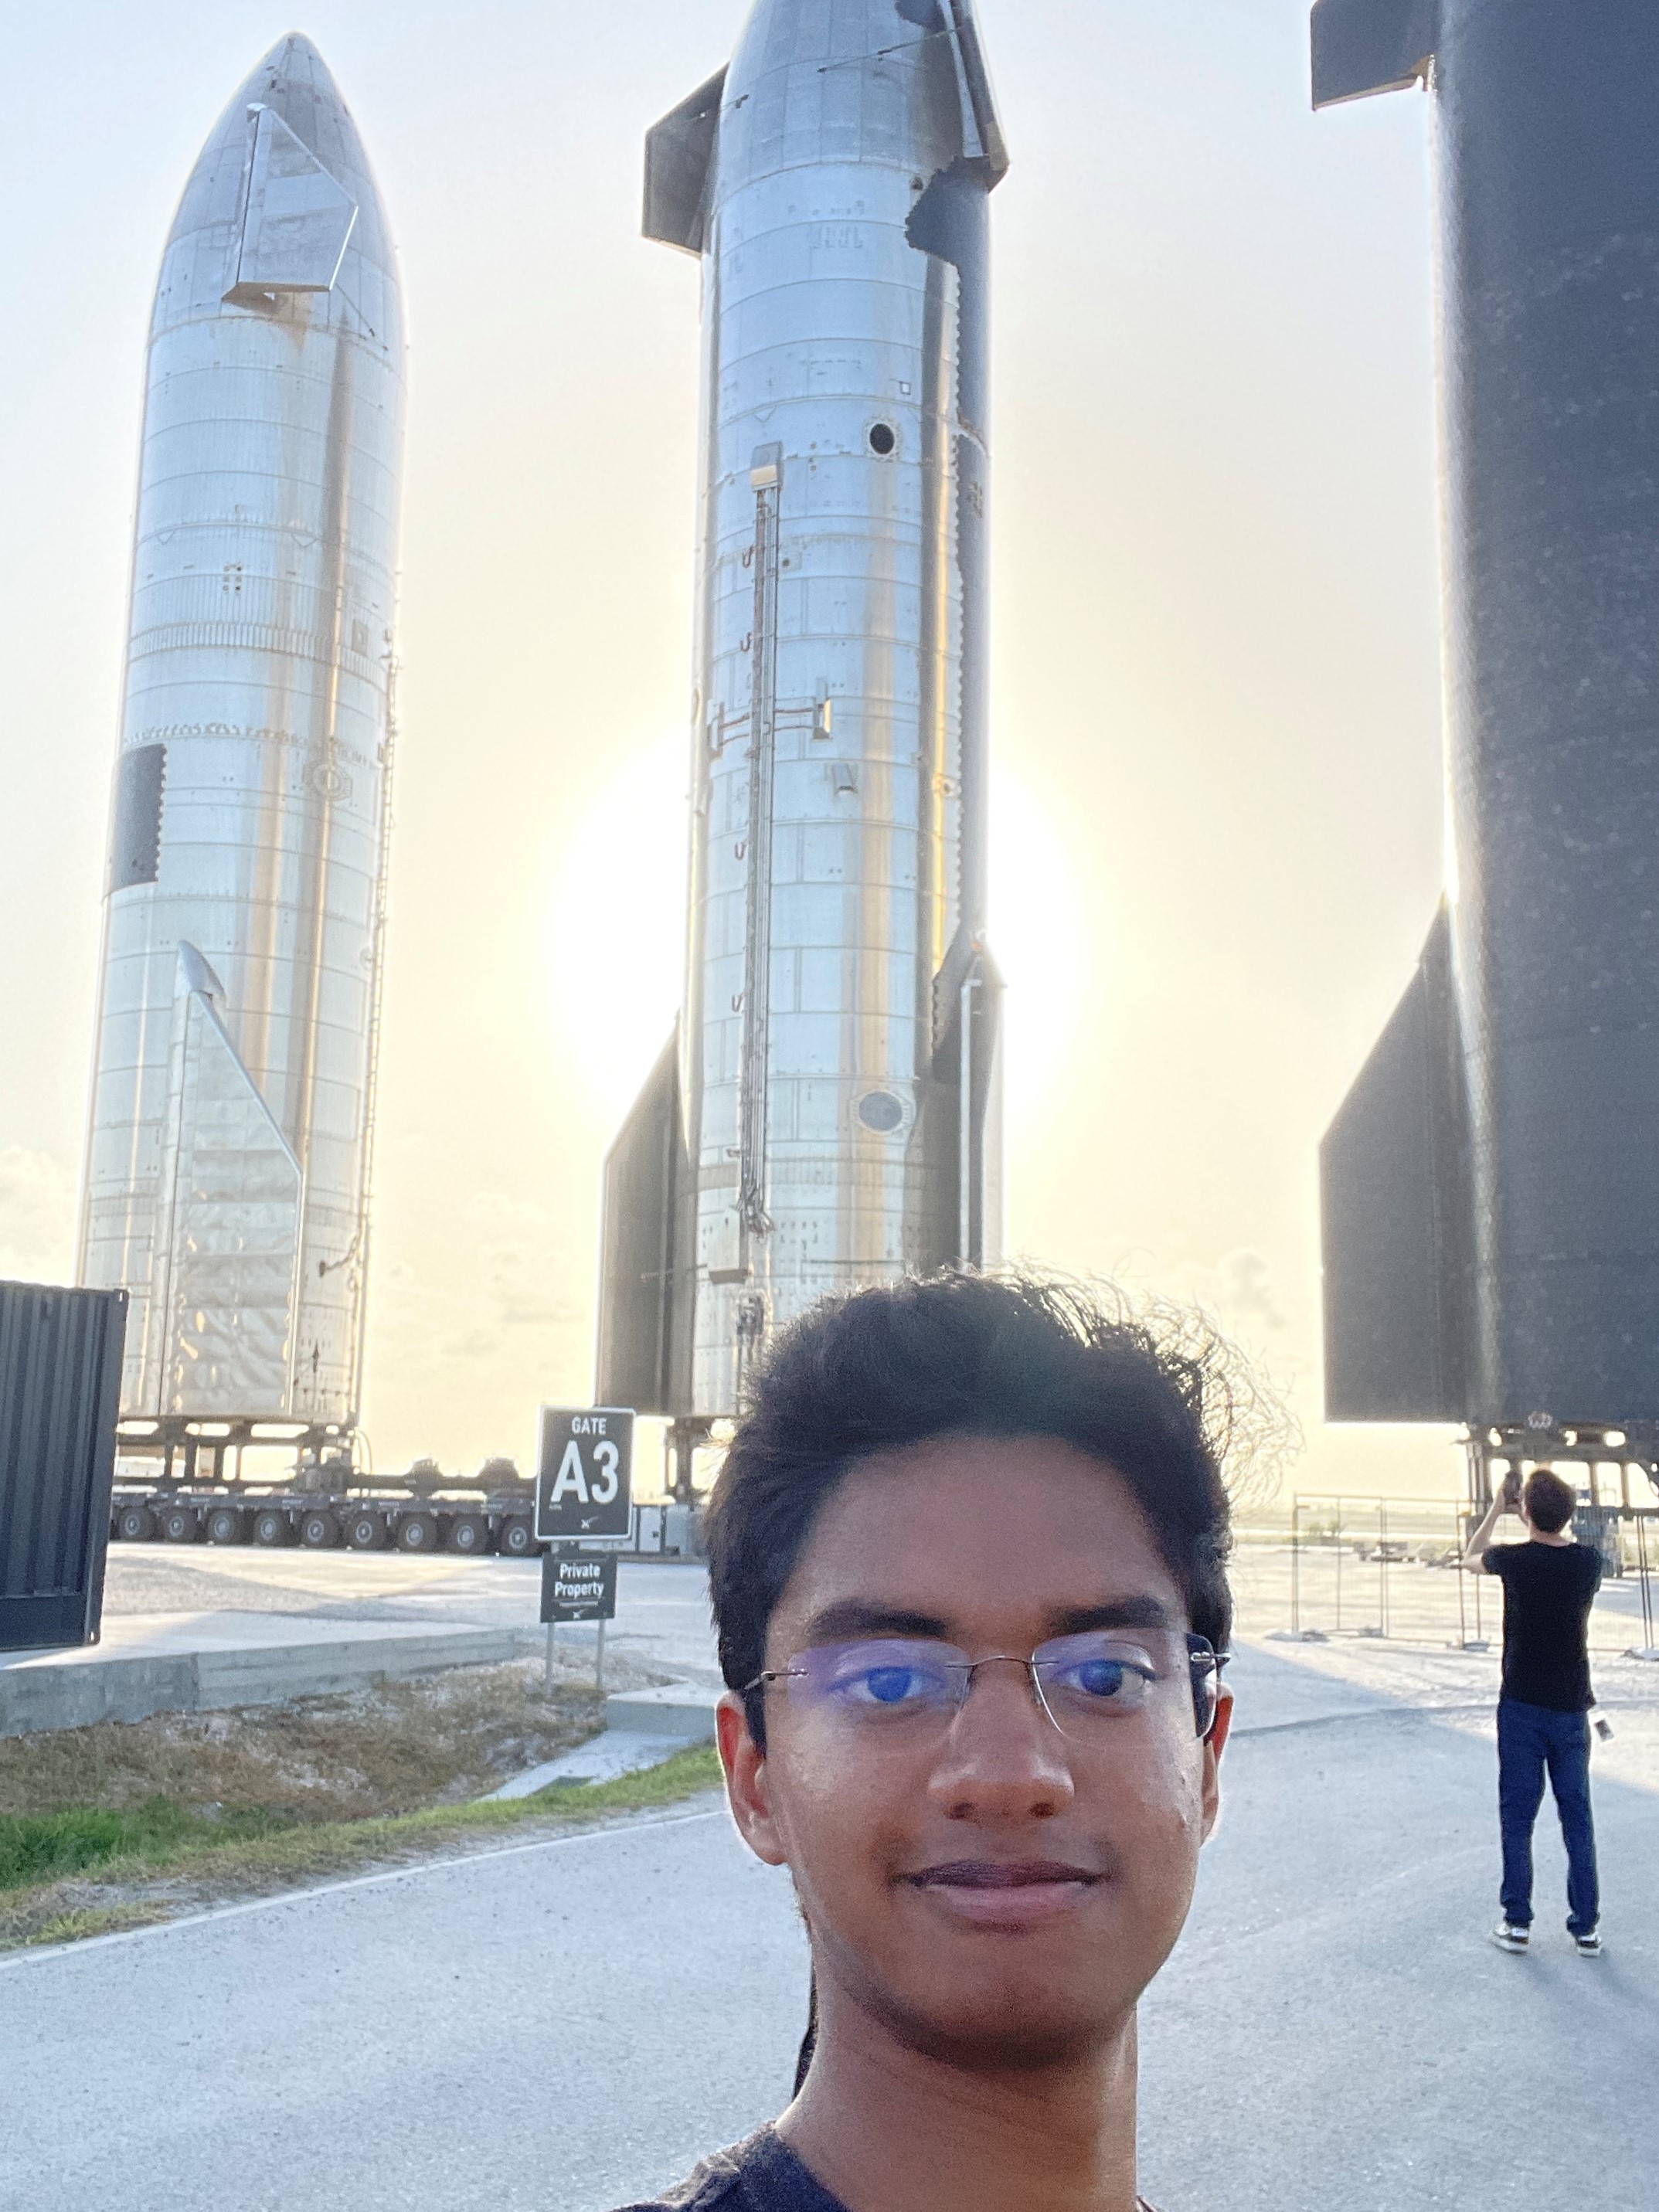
[205,1507,246,1546]
[161,1504,201,1544]
[396,1512,439,1553]
[496,1516,534,1559]
[299,1510,341,1550]
[117,1504,158,1543]
[252,1508,294,1548]
[345,1511,388,1551]
[446,1514,488,1555]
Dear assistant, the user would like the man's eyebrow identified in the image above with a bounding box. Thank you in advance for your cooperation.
[797,1600,953,1645]
[1049,1596,1179,1636]
[792,1595,1181,1647]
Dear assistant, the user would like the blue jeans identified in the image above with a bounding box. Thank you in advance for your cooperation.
[1497,1699,1600,1935]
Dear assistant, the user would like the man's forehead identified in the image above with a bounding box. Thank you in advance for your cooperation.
[770,1432,1184,1639]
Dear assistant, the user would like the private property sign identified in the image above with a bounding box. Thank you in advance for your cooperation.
[535,1407,634,1541]
[541,1549,619,1623]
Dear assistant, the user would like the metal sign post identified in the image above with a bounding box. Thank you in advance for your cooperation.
[540,1548,620,1695]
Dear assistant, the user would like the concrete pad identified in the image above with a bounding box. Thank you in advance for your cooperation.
[604,1682,720,1740]
[0,1611,518,1737]
[110,1551,467,1599]
[483,1731,690,1797]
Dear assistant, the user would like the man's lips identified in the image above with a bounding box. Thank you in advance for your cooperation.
[913,1860,1100,1889]
[905,1860,1103,1924]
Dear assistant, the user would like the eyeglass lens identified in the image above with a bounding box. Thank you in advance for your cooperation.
[779,1633,1220,1741]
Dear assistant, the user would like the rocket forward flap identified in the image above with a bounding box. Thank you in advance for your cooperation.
[940,0,1010,181]
[1320,903,1472,1422]
[1311,0,1440,109]
[228,104,358,298]
[150,947,301,1419]
[644,70,729,255]
[896,1,1010,184]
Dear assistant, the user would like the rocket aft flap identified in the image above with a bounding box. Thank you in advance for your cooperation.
[600,1,1008,1422]
[1316,0,1659,1434]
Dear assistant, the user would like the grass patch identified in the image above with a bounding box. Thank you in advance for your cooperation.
[25,1903,172,1948]
[0,1745,724,1953]
[0,1663,606,1823]
[0,1798,297,1892]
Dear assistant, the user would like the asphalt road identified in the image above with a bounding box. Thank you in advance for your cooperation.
[100,1550,726,1687]
[2,1640,1654,2212]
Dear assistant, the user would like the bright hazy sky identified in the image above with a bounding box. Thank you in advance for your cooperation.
[0,2,1460,1498]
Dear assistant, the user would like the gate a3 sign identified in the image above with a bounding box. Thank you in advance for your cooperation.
[535,1407,635,1541]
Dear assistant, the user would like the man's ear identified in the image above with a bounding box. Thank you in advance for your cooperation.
[717,1692,790,1867]
[1199,1686,1234,1843]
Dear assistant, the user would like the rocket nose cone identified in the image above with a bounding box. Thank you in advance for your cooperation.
[250,30,335,93]
[243,30,355,141]
[166,28,397,284]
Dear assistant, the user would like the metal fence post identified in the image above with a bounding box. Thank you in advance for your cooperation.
[1291,1499,1301,1635]
[1474,1547,1484,1643]
[1457,1523,1468,1649]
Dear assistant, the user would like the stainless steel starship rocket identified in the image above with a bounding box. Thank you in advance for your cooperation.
[79,34,406,1460]
[597,0,1010,1448]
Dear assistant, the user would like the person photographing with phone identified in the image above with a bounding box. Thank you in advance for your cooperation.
[1463,1466,1605,1957]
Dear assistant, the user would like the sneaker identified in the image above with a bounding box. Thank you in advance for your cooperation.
[1490,1920,1530,1953]
[1573,1930,1603,1958]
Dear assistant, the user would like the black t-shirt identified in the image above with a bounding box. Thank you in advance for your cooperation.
[1484,1540,1602,1711]
[615,2127,1161,2211]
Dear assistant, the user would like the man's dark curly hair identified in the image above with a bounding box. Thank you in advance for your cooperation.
[705,1271,1244,1741]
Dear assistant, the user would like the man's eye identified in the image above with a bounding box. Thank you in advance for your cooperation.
[860,1667,926,1704]
[839,1664,939,1706]
[1056,1659,1150,1703]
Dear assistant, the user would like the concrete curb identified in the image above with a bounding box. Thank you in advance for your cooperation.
[483,1731,692,1797]
[0,1621,518,1738]
[604,1683,720,1740]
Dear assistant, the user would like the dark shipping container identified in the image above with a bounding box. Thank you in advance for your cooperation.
[0,1281,127,1650]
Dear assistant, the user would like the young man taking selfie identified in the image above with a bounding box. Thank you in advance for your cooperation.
[617,1272,1238,2212]
[1463,1464,1605,1958]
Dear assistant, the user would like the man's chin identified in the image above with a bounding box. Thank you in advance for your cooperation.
[858,1976,1129,2076]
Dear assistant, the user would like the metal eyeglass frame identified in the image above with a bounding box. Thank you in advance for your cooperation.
[743,1633,1229,1743]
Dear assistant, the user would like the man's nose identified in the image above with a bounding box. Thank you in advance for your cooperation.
[926,1658,1077,1821]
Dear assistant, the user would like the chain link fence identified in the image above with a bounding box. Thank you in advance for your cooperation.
[1232,1497,1659,1656]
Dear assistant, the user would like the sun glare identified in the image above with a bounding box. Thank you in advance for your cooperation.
[988,763,1088,1131]
[546,731,689,1121]
[546,741,1089,1133]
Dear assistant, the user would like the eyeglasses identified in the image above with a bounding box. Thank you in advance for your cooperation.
[744,1631,1226,1746]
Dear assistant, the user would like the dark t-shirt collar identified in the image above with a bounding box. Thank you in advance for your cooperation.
[651,2125,1158,2212]
[736,2130,847,2211]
